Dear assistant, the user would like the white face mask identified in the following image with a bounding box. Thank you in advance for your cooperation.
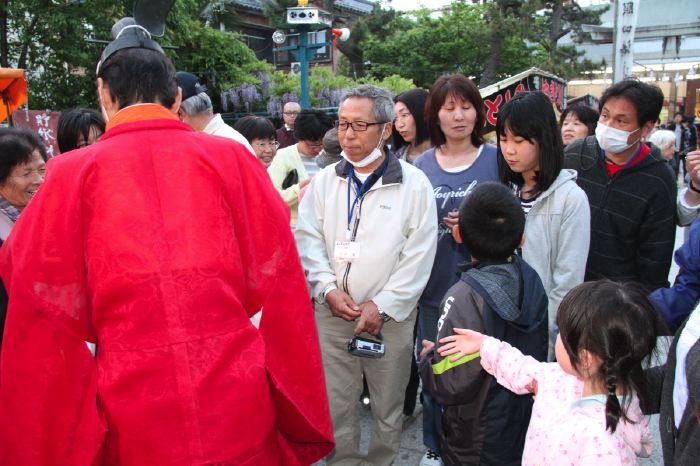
[341,123,387,168]
[595,122,641,154]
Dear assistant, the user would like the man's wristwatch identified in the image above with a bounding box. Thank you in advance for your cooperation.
[376,303,391,322]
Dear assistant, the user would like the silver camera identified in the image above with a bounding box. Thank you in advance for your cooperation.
[347,336,385,358]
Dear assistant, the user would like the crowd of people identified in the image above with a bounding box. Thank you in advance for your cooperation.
[0,16,699,466]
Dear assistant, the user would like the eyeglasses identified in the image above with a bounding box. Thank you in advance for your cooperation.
[254,141,280,150]
[283,111,299,116]
[335,121,387,132]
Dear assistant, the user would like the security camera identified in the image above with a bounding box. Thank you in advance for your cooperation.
[286,7,332,27]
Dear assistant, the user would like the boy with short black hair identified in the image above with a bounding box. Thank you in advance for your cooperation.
[419,182,548,466]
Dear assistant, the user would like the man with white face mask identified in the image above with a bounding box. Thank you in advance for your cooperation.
[564,79,676,292]
[295,85,437,466]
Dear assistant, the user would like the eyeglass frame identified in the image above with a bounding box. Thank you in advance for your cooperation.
[335,120,388,132]
[253,140,280,150]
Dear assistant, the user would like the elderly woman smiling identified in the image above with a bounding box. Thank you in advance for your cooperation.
[0,128,47,242]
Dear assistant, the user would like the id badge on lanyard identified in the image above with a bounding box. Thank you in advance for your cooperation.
[334,239,361,262]
[335,167,365,263]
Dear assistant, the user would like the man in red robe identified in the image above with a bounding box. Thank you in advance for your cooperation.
[0,23,333,466]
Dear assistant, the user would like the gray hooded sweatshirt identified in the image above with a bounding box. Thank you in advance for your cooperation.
[520,168,590,359]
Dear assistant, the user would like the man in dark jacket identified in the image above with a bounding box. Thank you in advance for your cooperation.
[420,183,548,466]
[276,101,300,148]
[668,113,698,155]
[564,79,676,292]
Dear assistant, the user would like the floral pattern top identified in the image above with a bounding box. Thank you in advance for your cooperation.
[480,337,654,465]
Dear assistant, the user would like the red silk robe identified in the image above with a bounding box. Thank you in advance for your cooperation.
[0,110,334,465]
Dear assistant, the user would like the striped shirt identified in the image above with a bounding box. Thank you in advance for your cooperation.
[515,187,540,216]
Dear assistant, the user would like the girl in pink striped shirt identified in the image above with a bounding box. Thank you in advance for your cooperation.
[438,280,660,465]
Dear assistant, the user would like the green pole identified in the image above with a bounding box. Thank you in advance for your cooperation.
[298,25,311,109]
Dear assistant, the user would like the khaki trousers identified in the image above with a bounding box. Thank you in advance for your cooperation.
[315,302,415,466]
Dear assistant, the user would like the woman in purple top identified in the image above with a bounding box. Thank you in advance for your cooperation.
[413,74,499,465]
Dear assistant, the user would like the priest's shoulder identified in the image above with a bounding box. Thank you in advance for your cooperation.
[189,130,254,160]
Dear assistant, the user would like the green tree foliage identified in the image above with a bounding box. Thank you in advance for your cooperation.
[528,0,608,79]
[0,0,269,111]
[165,0,272,95]
[359,2,534,89]
[351,0,606,88]
[1,0,129,110]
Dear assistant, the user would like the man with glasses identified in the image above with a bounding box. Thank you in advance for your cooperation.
[295,85,437,465]
[277,101,301,149]
[267,109,333,226]
[175,71,255,155]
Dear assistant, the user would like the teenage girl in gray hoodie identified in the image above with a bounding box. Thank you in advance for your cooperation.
[496,91,591,360]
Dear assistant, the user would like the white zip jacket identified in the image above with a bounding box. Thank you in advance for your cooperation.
[520,168,590,356]
[295,155,437,322]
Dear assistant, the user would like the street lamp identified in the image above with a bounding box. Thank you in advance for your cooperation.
[271,1,349,108]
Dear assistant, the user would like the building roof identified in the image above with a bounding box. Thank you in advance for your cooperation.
[233,0,264,12]
[232,0,374,15]
[334,0,374,14]
[562,0,700,65]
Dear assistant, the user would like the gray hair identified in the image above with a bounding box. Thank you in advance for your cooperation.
[341,85,395,123]
[648,129,675,150]
[180,92,213,117]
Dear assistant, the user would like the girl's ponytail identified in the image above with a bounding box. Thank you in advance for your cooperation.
[557,281,662,435]
[604,365,622,432]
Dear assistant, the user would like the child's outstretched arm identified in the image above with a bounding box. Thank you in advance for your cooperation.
[438,328,487,361]
[439,329,544,395]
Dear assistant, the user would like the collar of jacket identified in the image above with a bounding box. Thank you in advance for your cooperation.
[105,103,178,132]
[577,135,666,171]
[334,152,403,185]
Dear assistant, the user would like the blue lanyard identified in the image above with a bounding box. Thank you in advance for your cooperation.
[347,166,366,229]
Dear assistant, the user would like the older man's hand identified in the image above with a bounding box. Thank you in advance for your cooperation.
[353,301,384,337]
[325,289,362,321]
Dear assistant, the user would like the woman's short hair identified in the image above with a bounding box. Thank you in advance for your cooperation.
[233,115,275,143]
[424,74,486,148]
[57,108,105,153]
[294,109,334,142]
[0,128,48,184]
[559,104,599,136]
[496,92,563,193]
[392,88,430,151]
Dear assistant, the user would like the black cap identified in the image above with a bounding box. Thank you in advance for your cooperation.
[96,18,165,76]
[176,71,207,101]
[96,1,176,76]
